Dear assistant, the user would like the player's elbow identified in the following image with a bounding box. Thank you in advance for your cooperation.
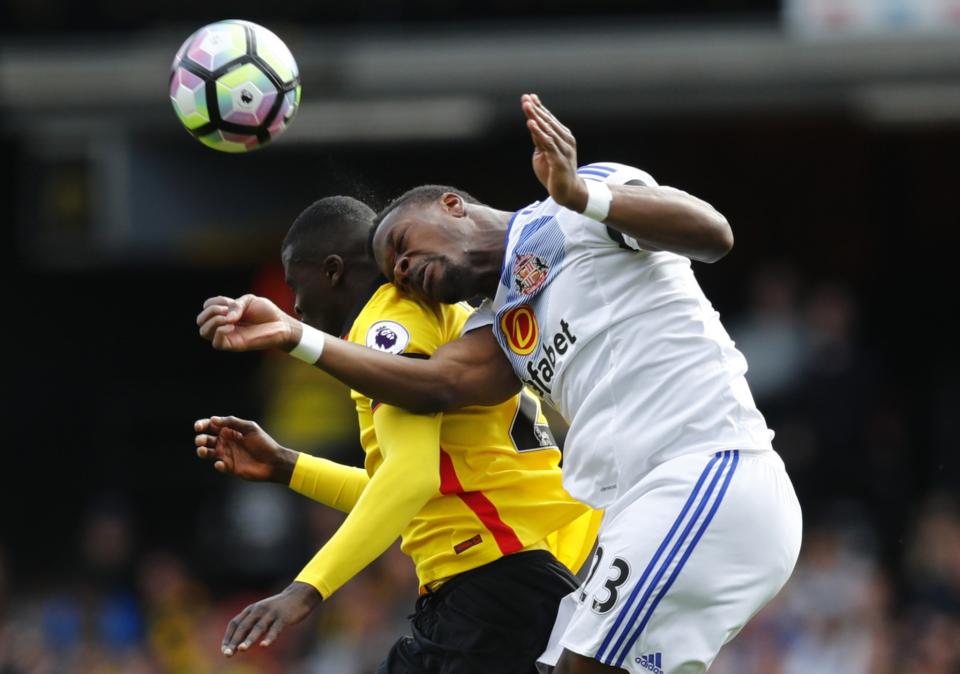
[405,373,470,414]
[403,389,457,414]
[698,213,734,263]
[407,468,441,501]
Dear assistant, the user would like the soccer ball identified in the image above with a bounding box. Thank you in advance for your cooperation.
[169,20,301,152]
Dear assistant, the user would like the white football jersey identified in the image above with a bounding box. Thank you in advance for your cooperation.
[464,162,775,508]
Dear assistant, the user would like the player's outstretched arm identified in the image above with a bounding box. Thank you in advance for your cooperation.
[319,324,521,413]
[219,405,442,656]
[521,93,733,262]
[194,416,368,513]
[198,295,520,413]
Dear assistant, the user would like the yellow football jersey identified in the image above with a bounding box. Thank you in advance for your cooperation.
[347,282,599,588]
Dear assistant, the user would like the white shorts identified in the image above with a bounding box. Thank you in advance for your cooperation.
[539,449,802,674]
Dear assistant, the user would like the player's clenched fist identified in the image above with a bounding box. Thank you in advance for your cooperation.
[197,294,303,352]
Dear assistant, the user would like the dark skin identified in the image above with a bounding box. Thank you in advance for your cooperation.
[195,241,380,658]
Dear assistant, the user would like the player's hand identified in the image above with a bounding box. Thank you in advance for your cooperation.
[522,93,589,212]
[221,582,321,657]
[197,294,302,352]
[194,416,297,484]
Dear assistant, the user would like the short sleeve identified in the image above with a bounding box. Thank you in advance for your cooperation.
[577,162,659,252]
[462,299,495,336]
[347,284,446,357]
[578,162,657,189]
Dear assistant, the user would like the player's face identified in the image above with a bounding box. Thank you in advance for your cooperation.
[373,200,480,304]
[282,252,335,333]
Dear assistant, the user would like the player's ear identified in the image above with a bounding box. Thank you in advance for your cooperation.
[323,254,345,287]
[441,192,466,217]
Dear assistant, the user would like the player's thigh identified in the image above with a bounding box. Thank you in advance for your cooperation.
[554,649,628,674]
[560,451,801,673]
[434,552,578,674]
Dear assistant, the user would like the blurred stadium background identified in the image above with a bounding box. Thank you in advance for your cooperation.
[4,1,960,672]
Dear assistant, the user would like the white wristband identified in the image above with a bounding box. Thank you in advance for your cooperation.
[580,180,613,222]
[290,323,326,364]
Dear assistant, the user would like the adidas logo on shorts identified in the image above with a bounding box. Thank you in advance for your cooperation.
[635,652,664,674]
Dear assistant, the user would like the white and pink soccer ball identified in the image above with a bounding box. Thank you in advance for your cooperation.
[169,20,301,152]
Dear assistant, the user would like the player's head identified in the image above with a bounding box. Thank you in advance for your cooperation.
[369,185,492,303]
[282,196,378,334]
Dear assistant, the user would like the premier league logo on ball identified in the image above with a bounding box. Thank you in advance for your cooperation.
[366,320,410,355]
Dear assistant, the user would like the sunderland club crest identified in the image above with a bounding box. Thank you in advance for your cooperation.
[513,253,549,296]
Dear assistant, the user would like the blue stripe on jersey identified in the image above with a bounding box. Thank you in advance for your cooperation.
[503,209,522,248]
[612,450,741,668]
[594,452,723,663]
[577,168,614,179]
[582,163,618,172]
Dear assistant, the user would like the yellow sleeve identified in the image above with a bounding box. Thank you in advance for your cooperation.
[294,405,441,598]
[553,509,604,575]
[288,454,370,514]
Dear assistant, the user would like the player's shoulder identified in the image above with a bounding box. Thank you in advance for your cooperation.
[349,283,470,356]
[577,162,658,187]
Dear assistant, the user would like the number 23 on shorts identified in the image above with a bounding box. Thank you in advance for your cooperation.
[580,546,631,614]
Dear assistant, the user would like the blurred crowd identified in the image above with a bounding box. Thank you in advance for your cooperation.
[0,503,419,674]
[2,264,958,674]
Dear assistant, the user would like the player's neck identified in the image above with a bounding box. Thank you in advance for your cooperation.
[331,264,382,335]
[466,206,513,297]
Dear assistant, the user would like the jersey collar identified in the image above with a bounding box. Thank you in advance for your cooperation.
[340,275,388,338]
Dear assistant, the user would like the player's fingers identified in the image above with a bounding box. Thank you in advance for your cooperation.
[531,93,563,124]
[196,446,217,461]
[532,98,576,146]
[528,119,562,157]
[212,324,237,350]
[238,613,275,651]
[196,420,227,441]
[528,103,575,156]
[199,314,231,340]
[196,304,230,327]
[227,608,264,653]
[203,296,234,310]
[198,450,230,472]
[521,95,539,122]
[528,94,568,132]
[222,606,251,655]
[226,294,256,321]
[211,416,257,433]
[223,605,265,655]
[260,618,286,647]
[195,434,218,449]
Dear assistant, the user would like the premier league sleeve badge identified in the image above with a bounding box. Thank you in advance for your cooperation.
[366,321,411,355]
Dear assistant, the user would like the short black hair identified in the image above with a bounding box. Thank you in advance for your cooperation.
[284,196,376,264]
[366,185,482,257]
